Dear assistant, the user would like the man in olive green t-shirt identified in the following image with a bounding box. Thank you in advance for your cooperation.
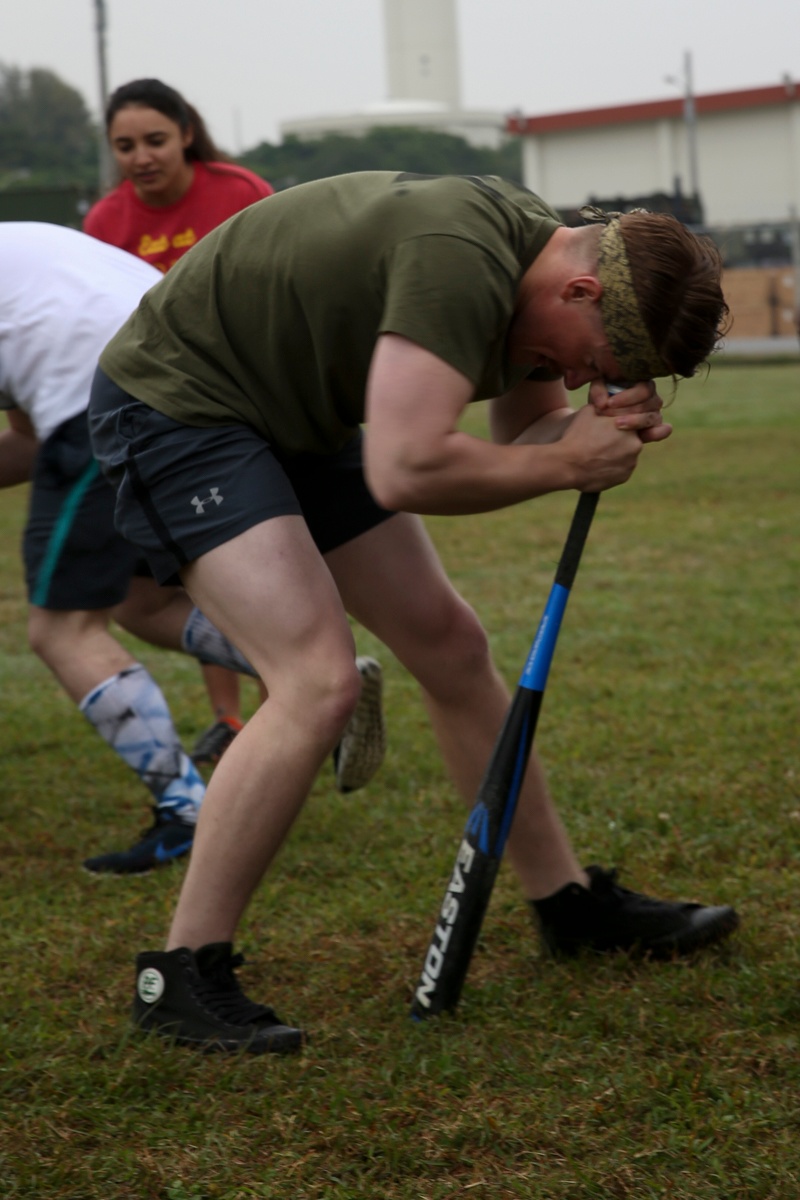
[90,171,736,1054]
[99,174,565,455]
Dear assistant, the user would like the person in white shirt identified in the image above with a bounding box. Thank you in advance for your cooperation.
[0,222,384,874]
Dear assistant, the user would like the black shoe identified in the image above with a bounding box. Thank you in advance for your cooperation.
[191,717,243,766]
[132,942,305,1054]
[532,865,740,958]
[83,808,196,875]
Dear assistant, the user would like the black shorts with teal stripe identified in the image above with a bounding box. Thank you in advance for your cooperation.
[24,410,140,610]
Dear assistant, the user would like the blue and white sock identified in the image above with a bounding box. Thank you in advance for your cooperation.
[79,664,204,823]
[181,607,257,677]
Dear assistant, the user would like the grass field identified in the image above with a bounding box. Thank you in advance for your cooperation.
[1,363,799,1199]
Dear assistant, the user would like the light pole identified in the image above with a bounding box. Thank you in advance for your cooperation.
[790,204,800,342]
[683,51,700,205]
[786,76,800,335]
[93,0,112,193]
[666,50,700,211]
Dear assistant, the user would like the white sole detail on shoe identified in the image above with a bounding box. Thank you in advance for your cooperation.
[333,656,386,793]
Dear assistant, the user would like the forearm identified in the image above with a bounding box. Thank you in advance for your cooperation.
[510,407,576,446]
[365,335,646,514]
[0,429,37,487]
[365,428,579,515]
[489,377,573,444]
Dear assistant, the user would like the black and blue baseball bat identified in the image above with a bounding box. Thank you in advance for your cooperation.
[410,488,599,1019]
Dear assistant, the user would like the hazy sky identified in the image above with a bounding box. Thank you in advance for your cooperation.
[3,0,799,153]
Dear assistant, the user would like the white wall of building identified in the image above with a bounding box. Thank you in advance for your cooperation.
[518,98,800,226]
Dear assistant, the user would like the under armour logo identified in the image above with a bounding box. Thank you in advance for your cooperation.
[190,487,223,515]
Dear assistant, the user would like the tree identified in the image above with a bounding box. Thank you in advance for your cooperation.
[0,64,97,185]
[238,126,522,191]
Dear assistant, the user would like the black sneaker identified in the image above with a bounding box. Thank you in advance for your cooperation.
[191,716,243,766]
[83,808,196,875]
[132,942,305,1054]
[333,657,386,793]
[532,865,740,958]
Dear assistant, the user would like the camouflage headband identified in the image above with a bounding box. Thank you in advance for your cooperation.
[579,205,670,381]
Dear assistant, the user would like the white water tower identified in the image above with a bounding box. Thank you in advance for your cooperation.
[280,0,505,148]
[383,0,462,110]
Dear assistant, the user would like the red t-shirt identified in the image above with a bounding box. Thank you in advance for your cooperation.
[83,161,274,273]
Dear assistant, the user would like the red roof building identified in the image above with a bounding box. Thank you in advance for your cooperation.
[506,81,800,226]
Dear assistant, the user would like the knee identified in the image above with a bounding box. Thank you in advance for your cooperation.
[410,593,492,686]
[27,607,58,661]
[440,598,491,673]
[328,660,365,738]
[27,607,105,666]
[284,653,364,746]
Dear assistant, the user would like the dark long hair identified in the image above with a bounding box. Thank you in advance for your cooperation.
[105,78,229,163]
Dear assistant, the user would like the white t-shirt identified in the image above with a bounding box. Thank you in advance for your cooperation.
[0,222,160,441]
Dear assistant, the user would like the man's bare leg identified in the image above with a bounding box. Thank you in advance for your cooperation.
[112,577,194,649]
[326,513,586,900]
[165,515,363,950]
[328,514,738,958]
[28,606,135,703]
[27,606,205,861]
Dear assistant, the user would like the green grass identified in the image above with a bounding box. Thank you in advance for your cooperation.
[2,363,800,1198]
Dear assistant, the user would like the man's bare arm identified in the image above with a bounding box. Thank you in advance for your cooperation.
[0,409,38,487]
[491,377,672,447]
[490,378,574,445]
[363,334,645,514]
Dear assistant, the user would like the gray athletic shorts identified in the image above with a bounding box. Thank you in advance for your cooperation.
[88,369,396,586]
[24,409,142,610]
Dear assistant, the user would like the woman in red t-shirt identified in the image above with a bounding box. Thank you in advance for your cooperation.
[85,77,274,274]
[85,78,274,760]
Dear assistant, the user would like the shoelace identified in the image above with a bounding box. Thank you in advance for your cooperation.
[588,866,622,895]
[195,954,279,1026]
[134,808,165,839]
[589,867,651,907]
[590,867,691,913]
[137,807,184,839]
[194,720,241,761]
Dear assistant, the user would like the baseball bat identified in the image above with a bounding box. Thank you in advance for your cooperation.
[410,488,600,1019]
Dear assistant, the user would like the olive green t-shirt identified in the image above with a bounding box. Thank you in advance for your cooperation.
[100,171,562,457]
